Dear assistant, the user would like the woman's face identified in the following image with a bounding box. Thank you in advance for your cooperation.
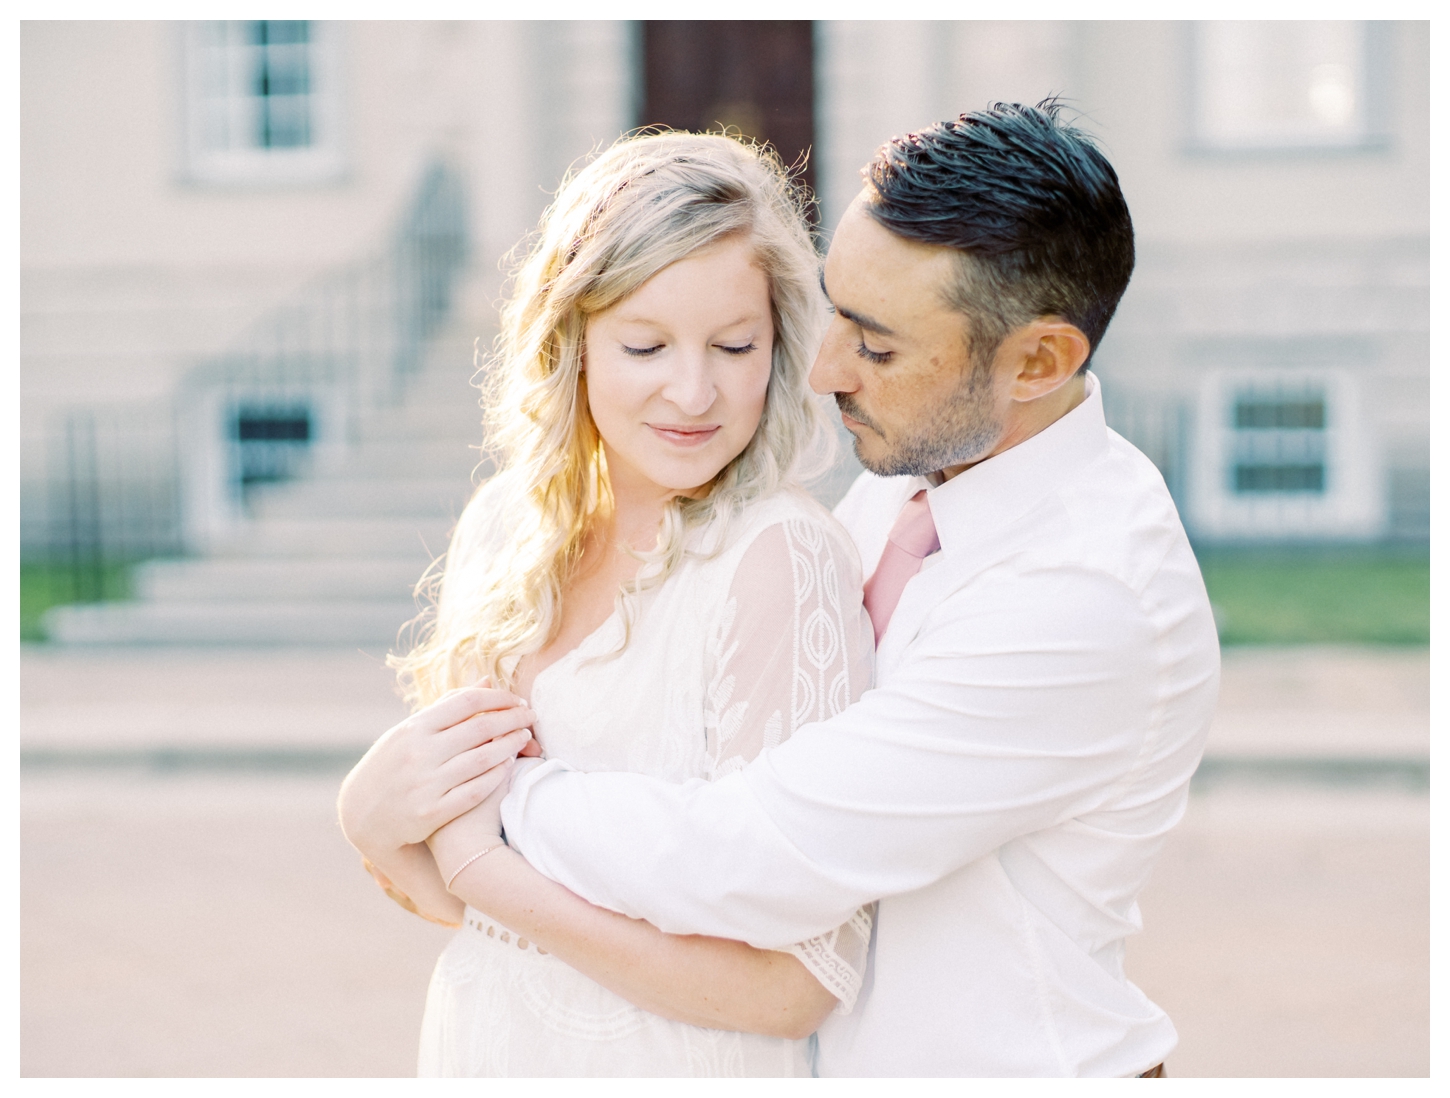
[583,234,775,498]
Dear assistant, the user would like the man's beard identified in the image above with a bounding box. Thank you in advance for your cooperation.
[837,357,1001,477]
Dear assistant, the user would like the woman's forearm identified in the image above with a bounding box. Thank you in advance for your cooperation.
[449,846,835,1039]
[362,842,465,927]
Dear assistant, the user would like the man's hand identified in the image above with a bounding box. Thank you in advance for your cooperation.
[338,686,535,861]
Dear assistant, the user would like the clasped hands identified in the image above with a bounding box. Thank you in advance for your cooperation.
[337,685,541,914]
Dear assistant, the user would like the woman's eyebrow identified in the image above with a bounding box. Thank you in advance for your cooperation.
[820,269,896,337]
[605,313,759,332]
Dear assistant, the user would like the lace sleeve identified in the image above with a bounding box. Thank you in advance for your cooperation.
[704,515,877,1013]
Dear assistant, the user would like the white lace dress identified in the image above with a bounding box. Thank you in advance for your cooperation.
[416,484,876,1077]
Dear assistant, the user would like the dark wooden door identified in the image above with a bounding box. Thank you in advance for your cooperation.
[641,21,816,196]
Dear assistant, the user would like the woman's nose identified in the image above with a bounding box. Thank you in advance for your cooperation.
[661,353,716,416]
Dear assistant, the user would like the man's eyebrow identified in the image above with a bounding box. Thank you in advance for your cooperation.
[820,268,896,338]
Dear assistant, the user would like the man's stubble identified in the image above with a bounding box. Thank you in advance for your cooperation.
[837,352,1001,478]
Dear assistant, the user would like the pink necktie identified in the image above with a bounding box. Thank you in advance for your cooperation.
[863,489,940,644]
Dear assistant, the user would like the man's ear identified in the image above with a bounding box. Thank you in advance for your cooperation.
[1004,318,1091,402]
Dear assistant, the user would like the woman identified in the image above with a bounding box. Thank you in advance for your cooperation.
[338,131,874,1077]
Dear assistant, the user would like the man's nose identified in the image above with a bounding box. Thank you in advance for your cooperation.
[809,319,858,396]
[661,352,716,416]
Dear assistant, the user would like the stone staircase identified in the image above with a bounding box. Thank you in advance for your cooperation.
[43,315,491,648]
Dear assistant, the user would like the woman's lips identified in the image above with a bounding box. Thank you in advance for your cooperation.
[649,424,721,446]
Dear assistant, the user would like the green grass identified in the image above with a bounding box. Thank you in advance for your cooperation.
[20,562,133,642]
[1197,547,1429,646]
[20,549,1431,648]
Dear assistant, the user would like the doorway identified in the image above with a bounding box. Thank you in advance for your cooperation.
[640,21,816,198]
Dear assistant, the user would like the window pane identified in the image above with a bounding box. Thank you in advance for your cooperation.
[185,19,341,180]
[1195,21,1367,148]
[1234,398,1326,430]
[262,96,312,148]
[260,21,309,46]
[262,44,311,97]
[188,21,319,153]
[1234,464,1325,493]
[233,405,312,489]
[1229,384,1329,496]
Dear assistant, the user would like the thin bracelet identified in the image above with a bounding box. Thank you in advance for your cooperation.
[445,842,506,891]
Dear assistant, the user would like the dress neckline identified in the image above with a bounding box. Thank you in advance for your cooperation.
[521,603,624,702]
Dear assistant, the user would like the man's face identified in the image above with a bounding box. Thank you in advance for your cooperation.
[811,193,1006,477]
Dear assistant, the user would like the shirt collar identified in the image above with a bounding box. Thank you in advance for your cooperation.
[925,372,1109,552]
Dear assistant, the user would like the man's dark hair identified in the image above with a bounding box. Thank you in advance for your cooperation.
[863,99,1135,372]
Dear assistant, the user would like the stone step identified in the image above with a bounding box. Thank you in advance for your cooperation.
[334,437,486,478]
[383,384,480,416]
[355,410,482,443]
[43,599,422,647]
[133,556,436,602]
[41,296,509,647]
[391,361,484,398]
[346,374,475,418]
[247,476,474,520]
[407,358,483,380]
[222,517,455,559]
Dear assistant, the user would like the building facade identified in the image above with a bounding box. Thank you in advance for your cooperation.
[20,20,1430,575]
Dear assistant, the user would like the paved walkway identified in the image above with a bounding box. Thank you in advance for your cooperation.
[19,645,410,754]
[18,644,1431,1077]
[19,643,1429,762]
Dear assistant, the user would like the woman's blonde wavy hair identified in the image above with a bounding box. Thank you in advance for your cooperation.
[392,131,834,708]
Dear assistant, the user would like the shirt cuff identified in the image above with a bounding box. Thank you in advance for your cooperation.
[499,755,570,859]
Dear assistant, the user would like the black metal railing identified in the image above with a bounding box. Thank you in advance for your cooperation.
[1102,391,1193,508]
[21,161,469,633]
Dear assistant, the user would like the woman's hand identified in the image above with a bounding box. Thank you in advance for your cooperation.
[427,762,512,891]
[337,686,535,862]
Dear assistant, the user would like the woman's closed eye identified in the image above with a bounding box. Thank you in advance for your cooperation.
[622,342,758,357]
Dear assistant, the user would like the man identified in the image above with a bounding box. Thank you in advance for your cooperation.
[499,101,1220,1076]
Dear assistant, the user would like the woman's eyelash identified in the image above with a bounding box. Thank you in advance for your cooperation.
[856,341,891,365]
[622,343,756,357]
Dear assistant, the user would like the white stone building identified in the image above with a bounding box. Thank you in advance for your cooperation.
[19,20,1429,642]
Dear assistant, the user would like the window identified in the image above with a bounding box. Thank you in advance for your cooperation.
[1230,385,1327,495]
[1189,21,1383,151]
[1188,364,1382,541]
[232,402,312,492]
[183,21,344,184]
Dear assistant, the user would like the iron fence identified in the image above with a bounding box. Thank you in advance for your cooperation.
[1102,389,1194,511]
[23,161,469,622]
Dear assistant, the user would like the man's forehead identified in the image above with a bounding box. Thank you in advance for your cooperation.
[823,203,960,325]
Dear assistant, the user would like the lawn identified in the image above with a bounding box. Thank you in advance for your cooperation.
[19,549,1431,647]
[20,562,133,642]
[1196,547,1429,646]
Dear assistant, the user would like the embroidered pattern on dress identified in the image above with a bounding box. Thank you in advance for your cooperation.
[702,516,875,1015]
[418,498,872,1077]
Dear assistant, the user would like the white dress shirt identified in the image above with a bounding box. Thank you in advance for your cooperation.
[502,374,1221,1076]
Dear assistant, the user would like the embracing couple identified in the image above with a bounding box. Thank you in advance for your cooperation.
[338,101,1220,1078]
